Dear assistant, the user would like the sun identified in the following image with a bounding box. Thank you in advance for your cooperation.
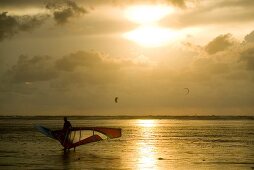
[123,5,176,47]
[124,26,176,47]
[124,5,173,24]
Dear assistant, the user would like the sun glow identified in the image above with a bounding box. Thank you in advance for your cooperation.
[125,5,173,24]
[124,5,176,47]
[124,26,176,47]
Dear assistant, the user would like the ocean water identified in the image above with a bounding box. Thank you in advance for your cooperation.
[0,116,254,170]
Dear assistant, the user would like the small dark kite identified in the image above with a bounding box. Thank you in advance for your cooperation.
[184,88,190,95]
[115,97,118,103]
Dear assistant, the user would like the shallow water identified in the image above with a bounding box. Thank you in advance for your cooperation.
[0,117,254,169]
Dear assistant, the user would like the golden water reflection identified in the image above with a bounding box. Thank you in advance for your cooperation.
[136,119,158,169]
[137,119,156,127]
[138,142,158,170]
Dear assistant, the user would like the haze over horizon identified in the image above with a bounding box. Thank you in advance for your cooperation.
[1,0,254,116]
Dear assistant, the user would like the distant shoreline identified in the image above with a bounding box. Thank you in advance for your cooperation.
[0,115,253,120]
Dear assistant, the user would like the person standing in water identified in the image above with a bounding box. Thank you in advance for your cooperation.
[63,117,72,132]
[63,117,72,152]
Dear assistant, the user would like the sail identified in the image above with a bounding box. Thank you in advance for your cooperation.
[68,135,103,148]
[52,127,121,149]
[35,125,55,139]
[71,127,122,138]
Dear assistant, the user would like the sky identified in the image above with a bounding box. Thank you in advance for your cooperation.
[0,0,254,116]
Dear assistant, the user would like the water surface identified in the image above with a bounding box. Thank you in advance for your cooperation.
[0,117,253,169]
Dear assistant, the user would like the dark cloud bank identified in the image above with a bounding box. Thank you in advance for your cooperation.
[0,0,87,41]
[0,0,193,8]
[0,12,48,41]
[45,0,87,24]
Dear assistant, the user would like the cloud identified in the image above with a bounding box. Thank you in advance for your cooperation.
[161,0,254,28]
[205,34,234,54]
[55,51,101,71]
[2,30,254,115]
[0,12,17,41]
[1,50,123,92]
[181,31,254,75]
[186,30,254,78]
[244,30,254,43]
[46,0,88,24]
[0,0,87,41]
[239,47,254,71]
[0,0,193,8]
[4,55,58,83]
[53,51,123,89]
[0,12,49,41]
[192,58,230,75]
[240,30,254,71]
[181,32,253,81]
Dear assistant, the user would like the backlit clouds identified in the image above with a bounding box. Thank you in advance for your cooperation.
[46,0,88,24]
[0,12,49,41]
[0,0,87,41]
[161,0,254,28]
[1,51,123,89]
[4,55,57,83]
[0,0,254,115]
[240,48,254,71]
[205,34,234,54]
[55,51,102,72]
[244,30,254,43]
[0,0,194,8]
[1,30,254,115]
[186,30,254,81]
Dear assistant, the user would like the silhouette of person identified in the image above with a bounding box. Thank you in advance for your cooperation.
[63,117,72,132]
[63,117,72,152]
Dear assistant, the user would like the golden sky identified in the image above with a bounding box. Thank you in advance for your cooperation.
[0,0,254,115]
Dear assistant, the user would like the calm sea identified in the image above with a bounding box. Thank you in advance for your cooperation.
[0,116,253,170]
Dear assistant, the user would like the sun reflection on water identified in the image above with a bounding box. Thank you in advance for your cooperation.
[135,119,158,169]
[138,142,157,170]
[137,119,156,127]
